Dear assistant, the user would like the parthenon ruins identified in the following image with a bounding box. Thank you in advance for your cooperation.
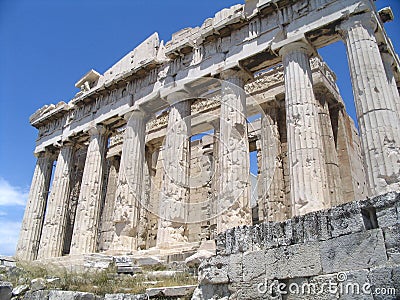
[16,0,400,262]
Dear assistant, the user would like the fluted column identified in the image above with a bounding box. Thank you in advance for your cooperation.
[16,151,54,261]
[317,95,343,206]
[70,125,108,255]
[279,41,329,216]
[111,110,147,252]
[217,70,251,234]
[157,92,191,248]
[136,149,151,250]
[38,143,74,258]
[381,51,400,120]
[338,13,400,195]
[98,156,120,252]
[209,120,220,239]
[260,105,288,222]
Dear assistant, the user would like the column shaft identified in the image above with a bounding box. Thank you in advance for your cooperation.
[111,111,147,252]
[70,125,108,255]
[280,41,329,216]
[260,106,288,222]
[256,141,264,223]
[136,149,151,250]
[16,152,53,261]
[217,70,251,233]
[317,96,343,206]
[38,144,74,258]
[338,14,400,195]
[98,156,120,252]
[381,52,400,120]
[157,96,191,248]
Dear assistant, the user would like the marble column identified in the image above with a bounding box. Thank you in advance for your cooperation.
[279,41,329,216]
[256,140,264,223]
[316,95,343,206]
[136,148,151,250]
[338,13,400,195]
[260,105,288,222]
[217,70,251,234]
[16,151,54,261]
[381,51,400,119]
[209,120,220,239]
[157,92,191,248]
[70,125,108,255]
[111,110,147,252]
[98,156,120,252]
[38,143,74,258]
[147,146,161,249]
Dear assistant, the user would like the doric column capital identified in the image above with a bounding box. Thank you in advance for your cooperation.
[336,12,377,38]
[88,124,108,137]
[34,150,54,159]
[53,139,75,150]
[220,69,251,85]
[124,109,148,122]
[279,41,313,59]
[165,91,190,104]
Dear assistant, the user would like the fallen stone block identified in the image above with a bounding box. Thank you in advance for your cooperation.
[131,257,163,267]
[48,290,100,300]
[30,278,46,292]
[146,284,196,297]
[191,284,230,300]
[185,250,215,268]
[23,290,50,300]
[12,284,29,296]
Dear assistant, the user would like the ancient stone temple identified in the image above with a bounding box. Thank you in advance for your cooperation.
[16,0,399,263]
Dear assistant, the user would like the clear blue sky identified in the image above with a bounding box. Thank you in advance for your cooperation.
[0,0,399,256]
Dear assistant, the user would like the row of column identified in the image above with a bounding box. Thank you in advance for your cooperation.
[16,12,400,261]
[16,126,111,260]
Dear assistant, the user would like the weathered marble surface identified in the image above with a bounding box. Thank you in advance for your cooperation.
[193,192,400,299]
